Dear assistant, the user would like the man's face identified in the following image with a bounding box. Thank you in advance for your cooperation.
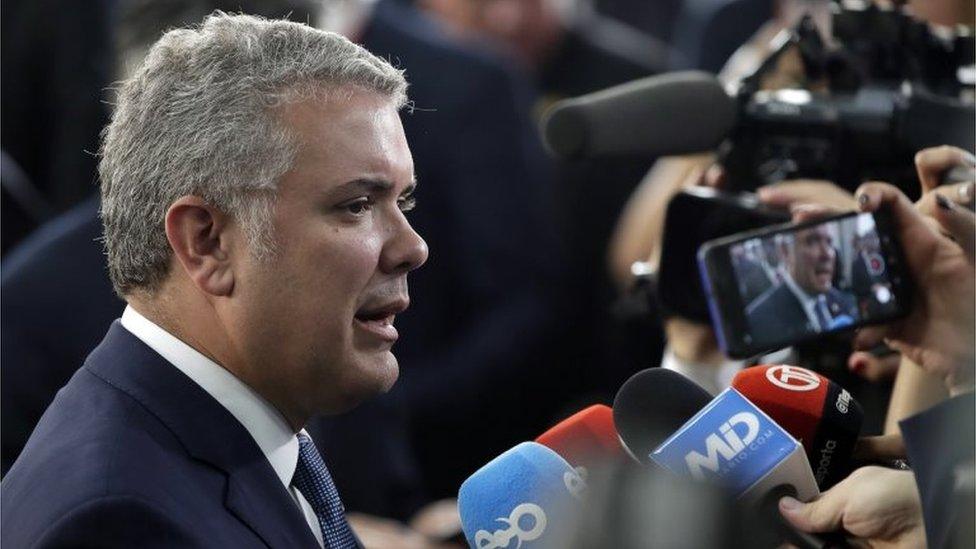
[230,88,427,421]
[788,226,836,295]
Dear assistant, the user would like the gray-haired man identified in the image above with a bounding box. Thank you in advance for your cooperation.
[1,13,427,548]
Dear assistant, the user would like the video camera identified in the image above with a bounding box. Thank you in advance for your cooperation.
[541,2,975,197]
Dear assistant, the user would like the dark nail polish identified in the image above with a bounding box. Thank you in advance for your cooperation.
[936,193,954,211]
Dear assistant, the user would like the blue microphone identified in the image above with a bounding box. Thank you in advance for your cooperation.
[458,442,585,549]
[650,388,819,504]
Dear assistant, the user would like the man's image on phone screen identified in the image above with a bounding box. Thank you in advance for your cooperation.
[731,213,894,346]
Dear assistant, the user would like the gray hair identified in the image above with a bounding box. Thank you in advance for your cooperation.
[99,11,408,296]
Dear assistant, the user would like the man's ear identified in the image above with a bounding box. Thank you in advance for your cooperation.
[165,196,236,296]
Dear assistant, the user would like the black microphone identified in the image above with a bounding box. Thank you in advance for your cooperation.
[612,368,712,463]
[540,71,736,160]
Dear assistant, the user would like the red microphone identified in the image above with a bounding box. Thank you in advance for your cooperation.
[535,404,625,469]
[732,364,863,488]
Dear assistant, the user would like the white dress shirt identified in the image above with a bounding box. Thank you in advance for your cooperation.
[660,345,797,396]
[120,306,325,547]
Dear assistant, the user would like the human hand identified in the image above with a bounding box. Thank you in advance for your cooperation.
[779,466,925,548]
[409,498,463,546]
[854,182,975,396]
[348,513,458,549]
[758,180,857,211]
[847,348,901,383]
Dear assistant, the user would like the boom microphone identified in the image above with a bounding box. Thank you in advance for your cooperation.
[535,405,625,470]
[612,369,713,463]
[732,364,864,488]
[540,71,736,160]
[458,442,585,549]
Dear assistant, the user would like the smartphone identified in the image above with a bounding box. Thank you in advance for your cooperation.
[657,188,789,323]
[698,209,912,359]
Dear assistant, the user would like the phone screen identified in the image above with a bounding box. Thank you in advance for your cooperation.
[700,211,910,357]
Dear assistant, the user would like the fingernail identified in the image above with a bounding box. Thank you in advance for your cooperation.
[962,151,976,167]
[850,359,863,372]
[857,193,869,207]
[960,183,973,204]
[936,193,954,211]
[779,497,801,512]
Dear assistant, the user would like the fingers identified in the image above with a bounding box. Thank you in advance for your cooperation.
[932,192,976,261]
[917,182,976,217]
[758,180,857,211]
[848,350,900,382]
[779,493,846,534]
[790,203,842,223]
[854,325,890,351]
[915,146,976,193]
[852,434,906,461]
[855,182,917,216]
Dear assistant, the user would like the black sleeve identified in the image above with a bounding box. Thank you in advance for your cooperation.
[900,392,976,549]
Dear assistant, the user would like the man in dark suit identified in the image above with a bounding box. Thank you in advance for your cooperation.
[746,225,857,345]
[1,13,428,547]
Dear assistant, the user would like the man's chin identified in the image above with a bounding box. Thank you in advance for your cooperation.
[317,354,400,414]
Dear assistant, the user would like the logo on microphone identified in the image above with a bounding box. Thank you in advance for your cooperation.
[814,439,837,485]
[684,412,763,480]
[474,503,547,549]
[835,389,852,414]
[563,467,587,499]
[765,365,821,392]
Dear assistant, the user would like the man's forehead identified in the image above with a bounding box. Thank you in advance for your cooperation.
[275,87,412,180]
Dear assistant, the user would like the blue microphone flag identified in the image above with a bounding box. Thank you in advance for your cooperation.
[458,442,584,549]
[651,389,816,500]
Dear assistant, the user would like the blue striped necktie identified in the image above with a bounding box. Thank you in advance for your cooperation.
[292,433,357,548]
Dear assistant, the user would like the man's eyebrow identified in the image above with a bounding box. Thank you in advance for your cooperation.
[334,176,417,195]
[335,178,395,193]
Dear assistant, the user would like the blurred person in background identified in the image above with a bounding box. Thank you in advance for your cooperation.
[0,0,113,253]
[419,0,671,388]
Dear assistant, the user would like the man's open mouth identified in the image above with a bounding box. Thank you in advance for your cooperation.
[354,300,408,342]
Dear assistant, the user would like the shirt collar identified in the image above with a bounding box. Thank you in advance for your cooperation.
[120,305,301,488]
[783,274,823,329]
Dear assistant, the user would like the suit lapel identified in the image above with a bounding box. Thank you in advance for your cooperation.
[84,322,320,548]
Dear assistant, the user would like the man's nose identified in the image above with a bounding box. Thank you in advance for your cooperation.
[381,215,428,275]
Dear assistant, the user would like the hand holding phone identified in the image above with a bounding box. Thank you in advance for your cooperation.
[854,182,975,396]
[698,210,912,359]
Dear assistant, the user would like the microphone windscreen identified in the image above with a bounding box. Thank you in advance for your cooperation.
[535,405,624,469]
[612,368,712,463]
[540,71,736,160]
[732,365,863,488]
[458,442,584,549]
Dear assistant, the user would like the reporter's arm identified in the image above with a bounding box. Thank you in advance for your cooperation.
[884,355,949,435]
[608,153,713,291]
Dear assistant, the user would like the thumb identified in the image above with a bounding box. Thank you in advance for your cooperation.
[779,495,845,534]
[933,192,976,262]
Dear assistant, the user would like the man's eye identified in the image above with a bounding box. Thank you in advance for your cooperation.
[342,197,373,215]
[398,195,417,212]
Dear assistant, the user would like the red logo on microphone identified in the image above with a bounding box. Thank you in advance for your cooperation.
[765,365,821,392]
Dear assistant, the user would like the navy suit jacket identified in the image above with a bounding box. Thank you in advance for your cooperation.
[900,393,975,548]
[746,283,857,346]
[1,322,324,548]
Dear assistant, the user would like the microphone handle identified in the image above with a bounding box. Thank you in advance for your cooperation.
[761,485,853,549]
